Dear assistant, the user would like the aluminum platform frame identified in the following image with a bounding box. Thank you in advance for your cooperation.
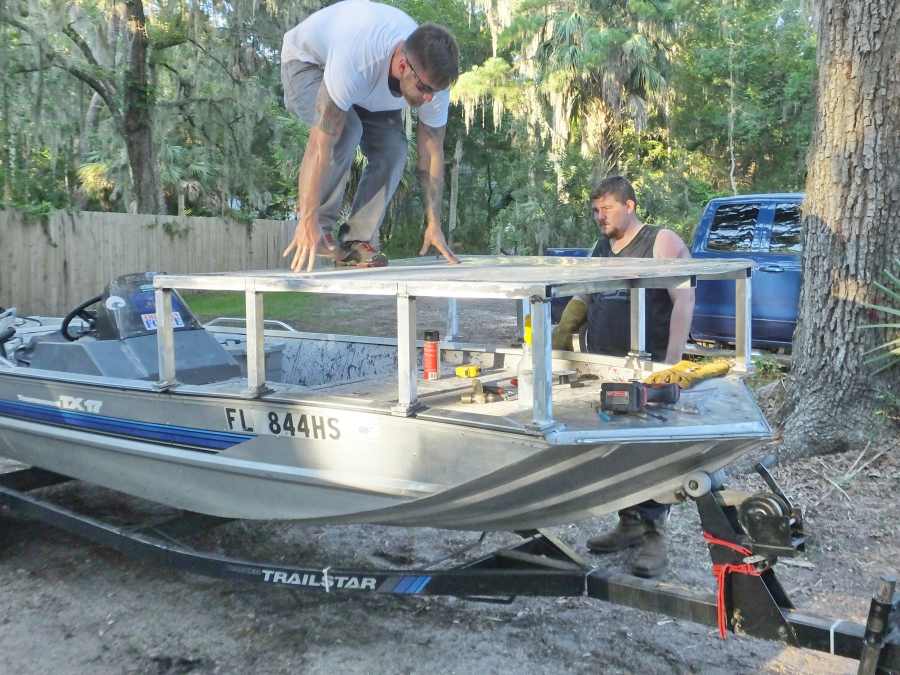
[1,465,896,674]
[154,256,754,428]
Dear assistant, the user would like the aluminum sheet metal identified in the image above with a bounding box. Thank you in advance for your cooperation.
[155,255,754,300]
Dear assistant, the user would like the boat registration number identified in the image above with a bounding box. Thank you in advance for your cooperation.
[224,406,341,440]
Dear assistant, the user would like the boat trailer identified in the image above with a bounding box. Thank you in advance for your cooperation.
[1,463,897,674]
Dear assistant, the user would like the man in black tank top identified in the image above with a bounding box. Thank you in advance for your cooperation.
[552,176,695,578]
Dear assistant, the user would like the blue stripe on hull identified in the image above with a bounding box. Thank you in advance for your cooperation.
[0,399,253,451]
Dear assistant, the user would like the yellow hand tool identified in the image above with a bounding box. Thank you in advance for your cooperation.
[455,364,481,378]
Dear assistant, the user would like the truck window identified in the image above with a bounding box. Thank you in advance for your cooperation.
[705,203,760,252]
[769,203,802,254]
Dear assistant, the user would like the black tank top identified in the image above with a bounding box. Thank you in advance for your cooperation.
[582,225,673,361]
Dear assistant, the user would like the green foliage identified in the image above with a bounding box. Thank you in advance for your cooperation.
[15,202,56,225]
[754,354,784,378]
[452,57,523,111]
[160,220,191,239]
[669,0,816,192]
[464,0,674,157]
[742,353,787,390]
[617,126,720,240]
[77,163,115,201]
[0,142,75,213]
[0,0,818,260]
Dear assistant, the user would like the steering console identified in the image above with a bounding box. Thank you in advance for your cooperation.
[61,294,103,341]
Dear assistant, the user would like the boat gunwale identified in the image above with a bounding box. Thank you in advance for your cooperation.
[0,365,770,444]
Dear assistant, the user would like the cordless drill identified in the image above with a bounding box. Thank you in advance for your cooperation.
[600,381,680,414]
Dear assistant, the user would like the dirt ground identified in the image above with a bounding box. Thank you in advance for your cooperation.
[2,297,898,674]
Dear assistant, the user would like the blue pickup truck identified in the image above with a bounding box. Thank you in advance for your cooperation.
[547,192,803,350]
[690,193,802,349]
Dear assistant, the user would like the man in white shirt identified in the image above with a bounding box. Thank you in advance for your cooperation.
[280,1,460,271]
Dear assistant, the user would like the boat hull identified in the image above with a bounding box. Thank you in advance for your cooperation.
[0,371,769,530]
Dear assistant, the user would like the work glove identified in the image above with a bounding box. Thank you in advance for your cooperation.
[551,297,588,351]
[644,358,730,389]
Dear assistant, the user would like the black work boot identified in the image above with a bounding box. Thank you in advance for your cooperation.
[586,509,648,554]
[630,522,668,578]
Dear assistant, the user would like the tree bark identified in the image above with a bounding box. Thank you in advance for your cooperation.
[122,0,163,214]
[79,93,103,164]
[782,0,900,457]
[2,80,11,203]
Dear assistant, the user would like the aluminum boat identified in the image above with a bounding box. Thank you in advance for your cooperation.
[0,256,766,530]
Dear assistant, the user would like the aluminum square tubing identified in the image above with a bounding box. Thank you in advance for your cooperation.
[155,288,177,389]
[446,298,460,341]
[154,257,754,301]
[734,274,752,373]
[393,291,418,416]
[244,287,266,397]
[530,298,553,429]
[629,288,647,357]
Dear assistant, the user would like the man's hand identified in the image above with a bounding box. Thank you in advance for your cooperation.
[282,216,334,273]
[419,223,459,263]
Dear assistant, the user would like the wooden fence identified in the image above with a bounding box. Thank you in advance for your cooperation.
[0,210,296,315]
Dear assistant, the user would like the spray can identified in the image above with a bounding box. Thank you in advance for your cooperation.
[423,330,440,381]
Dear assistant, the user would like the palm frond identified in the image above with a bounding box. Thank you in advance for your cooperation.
[863,302,900,318]
[862,262,900,373]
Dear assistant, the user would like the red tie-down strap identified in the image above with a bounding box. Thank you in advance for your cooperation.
[703,532,764,638]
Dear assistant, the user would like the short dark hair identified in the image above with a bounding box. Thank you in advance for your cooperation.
[590,175,637,206]
[405,23,460,90]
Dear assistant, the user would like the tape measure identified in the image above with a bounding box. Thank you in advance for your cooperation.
[455,364,481,378]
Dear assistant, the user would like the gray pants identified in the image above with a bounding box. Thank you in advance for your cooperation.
[281,60,408,245]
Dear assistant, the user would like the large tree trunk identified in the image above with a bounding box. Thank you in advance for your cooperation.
[782,0,900,457]
[123,0,163,214]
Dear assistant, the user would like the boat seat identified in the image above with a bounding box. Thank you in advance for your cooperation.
[19,329,242,385]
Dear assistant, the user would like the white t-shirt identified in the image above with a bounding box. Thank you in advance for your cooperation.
[281,0,450,128]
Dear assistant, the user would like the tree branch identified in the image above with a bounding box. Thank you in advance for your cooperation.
[157,61,180,78]
[157,97,231,108]
[0,12,120,124]
[63,22,101,69]
[9,65,54,75]
[152,32,189,51]
[187,37,240,84]
[51,62,122,128]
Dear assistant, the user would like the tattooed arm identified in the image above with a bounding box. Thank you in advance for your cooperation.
[282,82,348,272]
[416,122,458,263]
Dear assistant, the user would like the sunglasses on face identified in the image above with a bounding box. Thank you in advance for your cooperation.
[404,52,438,95]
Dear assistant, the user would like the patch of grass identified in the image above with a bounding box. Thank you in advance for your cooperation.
[182,291,317,325]
[746,353,787,389]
